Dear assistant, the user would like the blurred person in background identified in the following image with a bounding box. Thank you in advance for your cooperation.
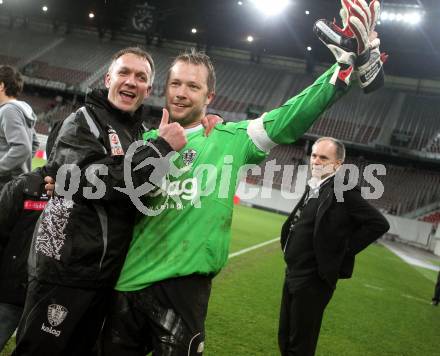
[0,126,63,352]
[0,65,39,192]
[0,168,49,352]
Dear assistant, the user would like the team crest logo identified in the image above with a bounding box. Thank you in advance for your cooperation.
[182,149,197,165]
[47,304,68,327]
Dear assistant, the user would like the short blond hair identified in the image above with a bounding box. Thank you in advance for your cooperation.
[166,48,216,93]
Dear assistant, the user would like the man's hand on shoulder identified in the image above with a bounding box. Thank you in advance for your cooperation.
[201,114,223,137]
[158,108,187,151]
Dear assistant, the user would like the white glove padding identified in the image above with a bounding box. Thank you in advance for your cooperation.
[314,0,386,92]
[342,0,381,54]
[342,0,386,93]
[356,47,387,93]
[346,0,386,93]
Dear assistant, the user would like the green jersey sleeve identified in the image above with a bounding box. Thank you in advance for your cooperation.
[246,64,348,151]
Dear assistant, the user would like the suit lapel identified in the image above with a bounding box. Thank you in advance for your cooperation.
[314,177,334,237]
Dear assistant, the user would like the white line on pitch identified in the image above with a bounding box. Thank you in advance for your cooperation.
[364,283,384,291]
[401,294,430,304]
[228,237,280,259]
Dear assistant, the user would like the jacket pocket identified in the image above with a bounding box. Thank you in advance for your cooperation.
[66,202,104,276]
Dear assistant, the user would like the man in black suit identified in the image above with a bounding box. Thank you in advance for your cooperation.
[278,137,389,356]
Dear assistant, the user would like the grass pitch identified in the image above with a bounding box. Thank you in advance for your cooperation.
[205,206,439,356]
[2,203,439,355]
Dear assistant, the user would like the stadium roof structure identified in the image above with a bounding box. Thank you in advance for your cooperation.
[1,0,439,79]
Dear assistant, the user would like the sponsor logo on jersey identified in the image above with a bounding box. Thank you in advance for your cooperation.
[47,304,68,327]
[41,323,61,337]
[182,149,197,165]
[41,304,68,337]
[23,200,48,211]
[108,127,125,156]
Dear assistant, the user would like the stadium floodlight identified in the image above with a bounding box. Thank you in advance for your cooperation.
[404,12,422,25]
[380,3,424,26]
[42,6,48,12]
[238,1,243,5]
[191,28,197,34]
[247,35,254,42]
[306,46,312,51]
[89,12,95,19]
[249,0,291,17]
[305,10,310,15]
[0,0,3,5]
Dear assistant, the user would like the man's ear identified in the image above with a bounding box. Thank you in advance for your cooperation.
[104,73,111,89]
[206,92,215,106]
[334,160,343,170]
[144,85,152,99]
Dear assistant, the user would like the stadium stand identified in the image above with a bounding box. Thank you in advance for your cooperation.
[0,26,437,155]
[210,59,286,112]
[307,88,395,144]
[396,94,440,151]
[0,27,57,64]
[19,92,55,114]
[247,144,440,216]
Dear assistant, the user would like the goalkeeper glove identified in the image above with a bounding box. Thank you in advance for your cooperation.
[346,0,387,93]
[314,0,387,93]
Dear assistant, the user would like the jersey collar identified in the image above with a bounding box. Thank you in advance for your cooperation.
[185,124,203,134]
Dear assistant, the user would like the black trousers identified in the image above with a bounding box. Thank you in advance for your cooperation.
[278,276,334,356]
[13,279,110,356]
[100,276,211,356]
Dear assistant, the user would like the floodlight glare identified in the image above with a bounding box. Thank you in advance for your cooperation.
[305,10,310,15]
[307,46,312,51]
[42,6,48,12]
[191,28,197,34]
[380,8,423,26]
[250,0,291,17]
[405,12,422,25]
[238,1,243,5]
[247,35,254,42]
[89,12,95,19]
[0,0,3,5]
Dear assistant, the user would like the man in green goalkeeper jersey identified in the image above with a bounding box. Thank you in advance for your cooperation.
[100,48,350,356]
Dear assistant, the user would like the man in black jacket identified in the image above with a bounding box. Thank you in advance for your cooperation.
[13,47,188,356]
[0,169,48,352]
[278,137,390,356]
